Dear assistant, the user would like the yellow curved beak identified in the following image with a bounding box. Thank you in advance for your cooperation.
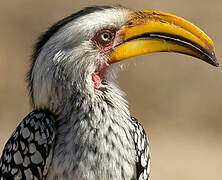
[109,10,219,67]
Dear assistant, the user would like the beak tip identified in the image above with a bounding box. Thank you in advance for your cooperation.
[211,53,219,67]
[209,58,219,67]
[215,62,219,67]
[204,51,219,67]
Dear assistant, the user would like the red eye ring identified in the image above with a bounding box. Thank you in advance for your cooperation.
[92,29,116,47]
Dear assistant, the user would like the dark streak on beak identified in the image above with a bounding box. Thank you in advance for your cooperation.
[116,32,219,67]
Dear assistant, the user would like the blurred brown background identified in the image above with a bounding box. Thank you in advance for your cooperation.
[0,0,221,179]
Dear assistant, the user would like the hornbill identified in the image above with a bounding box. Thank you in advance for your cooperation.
[0,5,218,180]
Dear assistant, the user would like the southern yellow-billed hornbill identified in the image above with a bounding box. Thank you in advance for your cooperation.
[0,5,218,180]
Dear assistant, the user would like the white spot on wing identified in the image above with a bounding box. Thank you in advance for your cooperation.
[22,127,31,139]
[13,151,23,165]
[31,151,43,164]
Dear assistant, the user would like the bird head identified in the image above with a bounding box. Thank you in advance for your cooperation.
[28,6,218,114]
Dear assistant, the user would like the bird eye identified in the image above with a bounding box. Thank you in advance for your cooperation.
[100,32,112,42]
[92,29,116,47]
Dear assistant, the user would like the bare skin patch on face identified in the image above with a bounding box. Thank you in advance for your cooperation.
[92,62,109,89]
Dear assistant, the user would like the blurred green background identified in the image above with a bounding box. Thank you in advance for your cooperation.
[0,0,221,179]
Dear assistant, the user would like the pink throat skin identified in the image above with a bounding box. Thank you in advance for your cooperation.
[92,62,109,89]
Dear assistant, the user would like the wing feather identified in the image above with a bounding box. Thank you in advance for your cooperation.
[131,117,150,180]
[0,110,56,180]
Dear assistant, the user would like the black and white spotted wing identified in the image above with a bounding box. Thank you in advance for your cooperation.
[0,110,56,180]
[131,117,150,180]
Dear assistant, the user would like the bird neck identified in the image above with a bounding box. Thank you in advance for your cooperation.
[58,83,130,127]
[50,83,136,179]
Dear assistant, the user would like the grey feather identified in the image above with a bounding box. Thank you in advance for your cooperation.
[0,110,56,179]
[132,117,150,180]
